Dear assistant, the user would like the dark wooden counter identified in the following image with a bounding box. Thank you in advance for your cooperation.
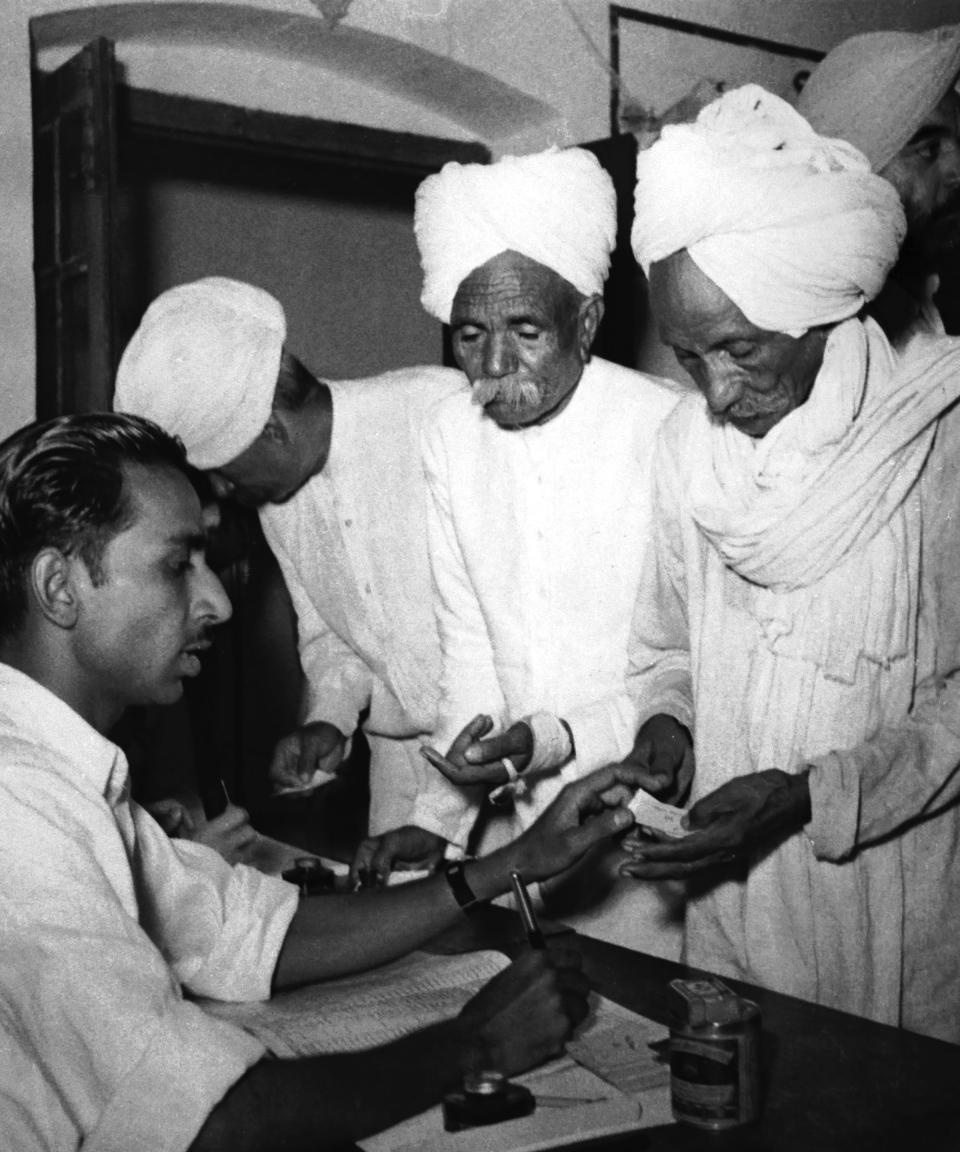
[428,906,960,1152]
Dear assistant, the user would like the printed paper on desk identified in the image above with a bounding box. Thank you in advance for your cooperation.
[200,950,511,1057]
[566,995,670,1095]
[361,1094,651,1152]
[627,788,688,839]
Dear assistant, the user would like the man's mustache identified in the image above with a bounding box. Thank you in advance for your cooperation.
[471,377,542,409]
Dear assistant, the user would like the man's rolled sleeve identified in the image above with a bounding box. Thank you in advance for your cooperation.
[805,751,861,861]
[408,772,478,851]
[161,840,299,1001]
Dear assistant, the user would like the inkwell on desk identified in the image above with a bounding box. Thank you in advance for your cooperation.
[668,976,762,1131]
[441,871,543,1132]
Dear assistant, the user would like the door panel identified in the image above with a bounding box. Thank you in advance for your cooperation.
[30,33,119,418]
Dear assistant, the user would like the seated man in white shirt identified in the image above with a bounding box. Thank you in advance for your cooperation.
[0,411,640,1151]
[354,147,685,952]
[115,277,465,839]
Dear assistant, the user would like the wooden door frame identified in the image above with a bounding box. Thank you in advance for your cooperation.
[117,86,490,176]
[29,29,490,417]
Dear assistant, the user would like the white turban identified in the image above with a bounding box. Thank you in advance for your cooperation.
[114,277,285,470]
[631,85,906,336]
[798,25,960,173]
[414,146,616,323]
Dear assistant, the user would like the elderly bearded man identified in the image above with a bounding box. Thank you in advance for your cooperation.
[355,147,685,953]
[115,278,465,840]
[798,25,960,349]
[615,85,960,1043]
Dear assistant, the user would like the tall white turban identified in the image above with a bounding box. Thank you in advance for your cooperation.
[798,25,960,173]
[414,146,616,323]
[114,277,285,470]
[631,85,906,336]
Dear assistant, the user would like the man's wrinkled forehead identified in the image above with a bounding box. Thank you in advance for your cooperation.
[450,252,579,326]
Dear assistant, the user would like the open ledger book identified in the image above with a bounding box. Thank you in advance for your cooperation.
[201,949,673,1151]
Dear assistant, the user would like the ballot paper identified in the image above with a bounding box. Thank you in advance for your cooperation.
[628,787,689,839]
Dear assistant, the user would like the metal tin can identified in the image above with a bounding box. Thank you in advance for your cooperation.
[669,996,761,1130]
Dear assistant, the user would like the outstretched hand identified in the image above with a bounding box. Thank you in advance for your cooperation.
[620,768,812,880]
[421,715,534,788]
[509,763,638,882]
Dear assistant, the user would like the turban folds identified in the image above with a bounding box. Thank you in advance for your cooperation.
[414,146,616,323]
[114,277,285,470]
[631,85,906,336]
[798,25,960,173]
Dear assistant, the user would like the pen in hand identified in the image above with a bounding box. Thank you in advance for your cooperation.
[511,870,546,950]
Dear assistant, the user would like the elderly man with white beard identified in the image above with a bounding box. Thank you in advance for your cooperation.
[615,85,960,1042]
[353,147,685,952]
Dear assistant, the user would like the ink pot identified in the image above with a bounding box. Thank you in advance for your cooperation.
[442,1070,535,1131]
[668,977,761,1130]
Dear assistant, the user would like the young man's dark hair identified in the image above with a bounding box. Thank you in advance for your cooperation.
[0,412,188,632]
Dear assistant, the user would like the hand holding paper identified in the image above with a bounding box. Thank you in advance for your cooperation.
[627,788,689,840]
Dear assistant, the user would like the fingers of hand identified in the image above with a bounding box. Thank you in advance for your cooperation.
[620,823,743,878]
[451,714,493,758]
[420,744,461,778]
[566,807,634,857]
[150,800,189,835]
[212,804,249,832]
[544,960,592,1033]
[368,833,405,882]
[349,838,379,887]
[620,851,736,879]
[467,720,532,766]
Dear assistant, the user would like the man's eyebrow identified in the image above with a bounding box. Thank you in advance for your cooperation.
[165,530,206,552]
[908,123,950,147]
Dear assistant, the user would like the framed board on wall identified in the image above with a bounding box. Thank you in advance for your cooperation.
[608,6,824,137]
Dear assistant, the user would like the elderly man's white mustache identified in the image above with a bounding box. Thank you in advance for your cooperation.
[471,376,542,410]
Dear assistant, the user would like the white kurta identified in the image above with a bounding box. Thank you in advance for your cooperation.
[412,357,686,950]
[260,366,466,834]
[625,379,960,1043]
[0,664,298,1151]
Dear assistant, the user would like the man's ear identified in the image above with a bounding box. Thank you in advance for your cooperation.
[31,548,79,629]
[579,294,605,360]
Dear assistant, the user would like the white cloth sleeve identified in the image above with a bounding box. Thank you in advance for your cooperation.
[622,431,696,738]
[267,529,372,738]
[806,669,960,861]
[409,421,509,849]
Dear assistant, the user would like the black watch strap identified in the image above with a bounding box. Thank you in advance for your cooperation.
[444,860,482,914]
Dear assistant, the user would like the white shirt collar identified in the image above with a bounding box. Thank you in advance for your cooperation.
[0,663,128,805]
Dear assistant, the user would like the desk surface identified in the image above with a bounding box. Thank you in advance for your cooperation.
[424,906,960,1152]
